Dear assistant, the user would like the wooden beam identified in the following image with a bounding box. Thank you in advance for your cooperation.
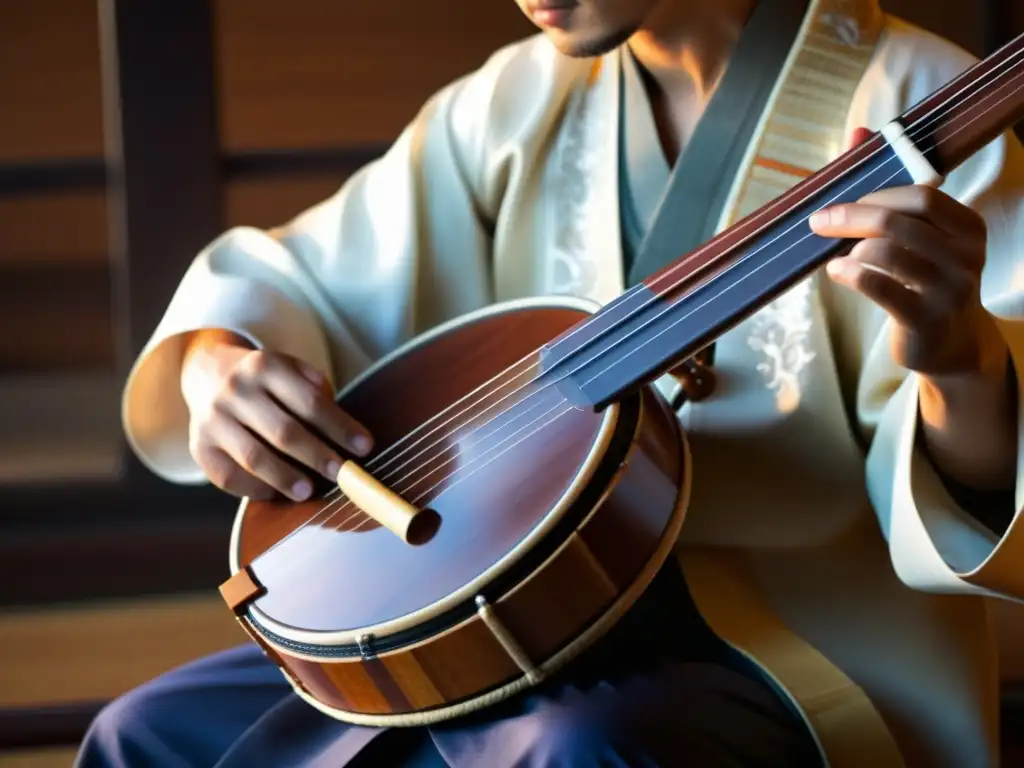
[0,159,106,197]
[0,701,104,750]
[0,265,113,372]
[97,0,223,487]
[223,145,386,178]
[0,144,387,199]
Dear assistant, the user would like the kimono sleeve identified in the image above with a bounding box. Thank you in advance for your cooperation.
[855,123,1024,600]
[824,20,1024,601]
[121,64,504,486]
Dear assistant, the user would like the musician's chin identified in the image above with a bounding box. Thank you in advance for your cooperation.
[543,23,640,58]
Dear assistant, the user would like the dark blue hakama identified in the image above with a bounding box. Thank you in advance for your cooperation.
[75,564,820,767]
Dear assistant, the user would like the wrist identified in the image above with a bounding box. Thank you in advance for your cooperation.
[919,311,1009,403]
[180,329,254,403]
[917,316,1016,492]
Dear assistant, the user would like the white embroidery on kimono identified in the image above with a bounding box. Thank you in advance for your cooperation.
[819,0,880,48]
[548,81,606,297]
[746,279,818,413]
[820,12,863,47]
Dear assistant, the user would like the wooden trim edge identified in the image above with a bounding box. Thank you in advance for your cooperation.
[0,700,106,751]
[0,144,391,198]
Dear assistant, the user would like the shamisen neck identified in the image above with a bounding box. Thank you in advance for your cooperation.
[539,31,1024,411]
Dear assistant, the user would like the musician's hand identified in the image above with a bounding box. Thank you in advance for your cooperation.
[180,329,373,501]
[809,184,1007,379]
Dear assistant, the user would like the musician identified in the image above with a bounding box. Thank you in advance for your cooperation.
[77,0,1023,765]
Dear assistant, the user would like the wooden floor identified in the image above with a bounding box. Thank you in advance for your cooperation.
[0,747,76,768]
[0,592,244,764]
[2,592,1024,765]
[0,592,245,708]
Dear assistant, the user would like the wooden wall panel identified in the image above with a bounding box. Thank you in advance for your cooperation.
[224,175,349,230]
[0,593,244,708]
[0,192,107,267]
[0,0,1013,376]
[0,2,105,161]
[0,265,113,372]
[214,0,536,151]
[0,191,111,371]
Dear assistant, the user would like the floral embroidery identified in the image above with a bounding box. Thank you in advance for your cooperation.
[746,279,818,413]
[731,0,880,412]
[547,67,607,297]
[819,0,885,49]
[819,12,862,47]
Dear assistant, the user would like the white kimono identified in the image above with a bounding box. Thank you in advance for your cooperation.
[121,2,1024,765]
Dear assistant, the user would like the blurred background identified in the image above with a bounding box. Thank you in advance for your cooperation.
[0,1,1022,765]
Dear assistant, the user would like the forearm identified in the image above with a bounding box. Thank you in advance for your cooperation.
[918,322,1018,493]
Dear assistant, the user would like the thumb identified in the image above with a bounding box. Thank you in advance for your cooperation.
[847,126,873,151]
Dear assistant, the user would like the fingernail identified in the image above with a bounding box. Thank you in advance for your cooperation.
[809,210,830,229]
[826,259,849,277]
[350,433,372,456]
[302,368,324,386]
[326,459,342,478]
[291,479,313,501]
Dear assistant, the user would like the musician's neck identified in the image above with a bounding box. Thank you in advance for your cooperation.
[627,0,758,161]
[628,0,757,87]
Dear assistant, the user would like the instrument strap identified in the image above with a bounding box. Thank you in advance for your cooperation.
[622,0,884,409]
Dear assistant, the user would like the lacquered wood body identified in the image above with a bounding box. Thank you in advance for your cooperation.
[225,299,688,723]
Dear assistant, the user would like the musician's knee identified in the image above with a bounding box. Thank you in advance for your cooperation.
[525,702,626,761]
[76,686,171,767]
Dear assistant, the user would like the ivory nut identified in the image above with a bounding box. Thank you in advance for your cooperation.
[335,460,425,544]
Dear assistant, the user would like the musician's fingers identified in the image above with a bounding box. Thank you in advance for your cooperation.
[258,361,374,459]
[847,126,873,151]
[191,442,279,501]
[230,391,345,481]
[206,412,315,501]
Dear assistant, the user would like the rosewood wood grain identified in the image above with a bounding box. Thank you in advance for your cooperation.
[239,386,683,717]
[637,131,887,297]
[238,305,610,635]
[902,31,1024,173]
[226,302,686,718]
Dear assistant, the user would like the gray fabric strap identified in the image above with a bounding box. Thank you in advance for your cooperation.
[624,0,810,288]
